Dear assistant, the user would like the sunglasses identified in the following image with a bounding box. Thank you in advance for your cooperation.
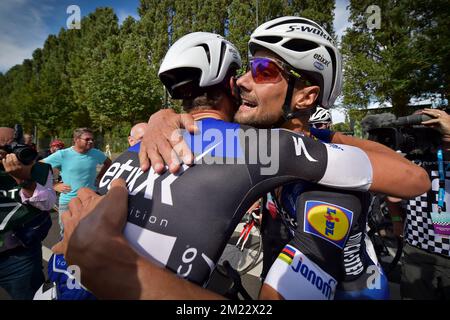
[311,122,329,129]
[79,138,94,142]
[247,57,312,85]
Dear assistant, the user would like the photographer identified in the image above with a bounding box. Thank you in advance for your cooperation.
[386,108,450,300]
[0,126,56,299]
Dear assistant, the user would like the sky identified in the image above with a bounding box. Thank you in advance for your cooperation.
[0,0,351,122]
[0,0,140,73]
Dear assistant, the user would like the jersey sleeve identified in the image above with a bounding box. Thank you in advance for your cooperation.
[275,129,373,191]
[42,150,63,169]
[93,149,107,164]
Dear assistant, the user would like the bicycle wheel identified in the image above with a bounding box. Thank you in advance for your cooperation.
[217,224,263,276]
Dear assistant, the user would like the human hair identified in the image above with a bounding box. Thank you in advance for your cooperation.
[73,128,94,140]
[181,85,226,112]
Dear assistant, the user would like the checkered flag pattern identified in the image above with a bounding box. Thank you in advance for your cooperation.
[405,168,450,257]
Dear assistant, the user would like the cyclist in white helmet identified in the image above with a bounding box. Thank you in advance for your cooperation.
[53,23,430,301]
[309,107,332,130]
[137,17,428,300]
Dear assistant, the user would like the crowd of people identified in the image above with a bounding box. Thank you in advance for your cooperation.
[0,15,448,301]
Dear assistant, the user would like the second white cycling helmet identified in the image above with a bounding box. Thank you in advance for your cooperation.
[248,16,343,109]
[159,32,242,99]
[309,107,332,124]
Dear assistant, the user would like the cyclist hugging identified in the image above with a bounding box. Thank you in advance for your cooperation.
[52,17,431,300]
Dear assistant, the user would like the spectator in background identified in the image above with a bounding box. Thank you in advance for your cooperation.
[42,128,112,236]
[308,106,332,130]
[0,127,56,299]
[39,139,65,159]
[128,123,148,147]
[23,133,37,152]
[49,139,65,155]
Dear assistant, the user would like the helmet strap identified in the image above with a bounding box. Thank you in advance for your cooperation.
[273,76,297,128]
[230,76,242,106]
[283,76,297,120]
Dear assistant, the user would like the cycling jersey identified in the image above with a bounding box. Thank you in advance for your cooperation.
[258,127,389,300]
[264,185,389,300]
[98,118,373,286]
[46,254,96,300]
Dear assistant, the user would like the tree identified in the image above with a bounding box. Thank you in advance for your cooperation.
[228,0,257,67]
[342,1,449,116]
[0,0,339,139]
[285,0,335,36]
[333,122,351,133]
[83,27,162,130]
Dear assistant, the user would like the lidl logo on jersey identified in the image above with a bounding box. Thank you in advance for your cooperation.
[303,201,353,249]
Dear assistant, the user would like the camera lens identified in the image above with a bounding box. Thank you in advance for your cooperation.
[13,145,37,165]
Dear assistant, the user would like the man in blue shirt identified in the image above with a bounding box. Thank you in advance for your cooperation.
[43,128,111,235]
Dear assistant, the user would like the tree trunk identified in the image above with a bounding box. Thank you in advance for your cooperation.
[391,92,410,116]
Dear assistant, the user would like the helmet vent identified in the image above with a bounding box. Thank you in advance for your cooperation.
[254,36,283,44]
[282,39,318,52]
[197,44,211,65]
[325,46,336,101]
[216,41,226,78]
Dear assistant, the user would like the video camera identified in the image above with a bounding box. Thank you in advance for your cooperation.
[0,124,38,167]
[363,113,442,159]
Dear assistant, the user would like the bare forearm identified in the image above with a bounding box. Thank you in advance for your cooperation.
[137,257,225,300]
[366,150,430,198]
[97,160,112,181]
[333,132,430,197]
[73,237,224,300]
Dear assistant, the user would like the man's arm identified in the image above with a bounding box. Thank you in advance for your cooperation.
[3,153,37,194]
[331,132,430,198]
[96,158,112,184]
[272,129,430,199]
[3,154,57,211]
[76,236,224,300]
[53,179,224,300]
[139,110,430,198]
[139,109,197,173]
[332,132,410,163]
[421,108,450,155]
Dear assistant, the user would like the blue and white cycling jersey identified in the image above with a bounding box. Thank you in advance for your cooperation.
[47,254,96,300]
[263,128,389,300]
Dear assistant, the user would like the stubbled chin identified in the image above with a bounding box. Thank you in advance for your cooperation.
[234,105,259,124]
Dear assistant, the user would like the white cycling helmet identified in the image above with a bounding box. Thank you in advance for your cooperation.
[309,107,332,124]
[159,32,242,99]
[249,16,343,109]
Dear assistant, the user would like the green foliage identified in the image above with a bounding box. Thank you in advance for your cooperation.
[332,122,351,133]
[0,1,335,142]
[285,0,335,36]
[342,0,449,116]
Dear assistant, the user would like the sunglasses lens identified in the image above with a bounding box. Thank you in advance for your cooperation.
[250,58,283,83]
[312,123,327,129]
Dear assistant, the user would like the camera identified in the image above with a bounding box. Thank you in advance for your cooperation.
[0,124,38,167]
[363,112,442,160]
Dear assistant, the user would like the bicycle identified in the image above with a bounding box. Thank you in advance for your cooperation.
[216,206,263,277]
[367,194,403,276]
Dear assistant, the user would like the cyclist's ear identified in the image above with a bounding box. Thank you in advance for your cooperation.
[292,85,320,111]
